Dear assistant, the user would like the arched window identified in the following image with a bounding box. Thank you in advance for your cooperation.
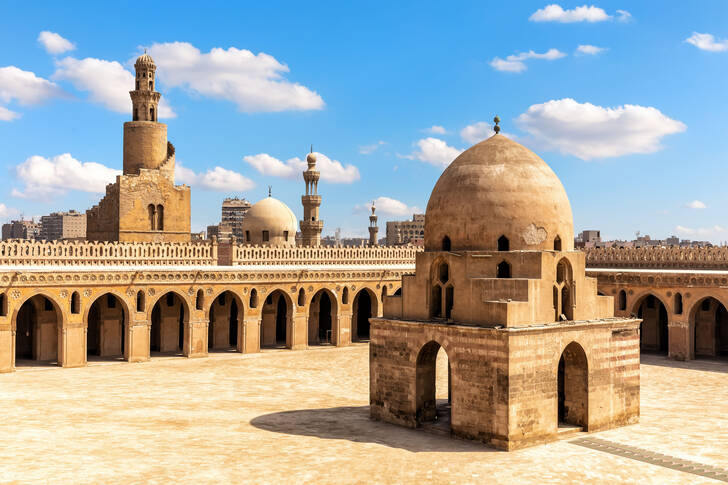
[445,285,454,319]
[438,262,449,284]
[0,292,6,317]
[71,292,80,314]
[133,108,138,121]
[148,204,156,231]
[262,231,270,242]
[156,205,164,231]
[618,290,627,311]
[245,231,250,242]
[498,235,509,251]
[196,290,204,311]
[149,81,153,90]
[674,293,683,315]
[298,288,305,307]
[556,258,571,284]
[136,290,145,312]
[554,236,562,251]
[442,236,451,251]
[431,285,442,318]
[497,260,511,278]
[342,287,349,305]
[283,231,289,241]
[553,286,559,321]
[136,81,140,90]
[150,107,155,121]
[381,286,388,300]
[249,289,258,309]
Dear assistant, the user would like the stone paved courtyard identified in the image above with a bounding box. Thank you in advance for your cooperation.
[1,345,726,484]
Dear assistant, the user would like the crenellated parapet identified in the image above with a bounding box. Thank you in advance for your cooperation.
[232,244,421,267]
[585,246,728,270]
[0,239,217,266]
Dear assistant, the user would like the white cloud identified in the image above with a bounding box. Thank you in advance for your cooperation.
[576,44,607,55]
[53,56,175,118]
[146,41,324,113]
[37,31,75,55]
[490,48,566,73]
[529,4,611,23]
[685,32,728,52]
[403,137,463,167]
[685,200,707,209]
[0,203,19,222]
[354,196,421,217]
[616,9,632,22]
[175,164,255,191]
[12,153,120,199]
[460,122,497,144]
[675,225,726,238]
[243,152,359,183]
[516,98,686,160]
[0,105,19,121]
[423,125,447,135]
[359,141,386,155]
[0,66,65,120]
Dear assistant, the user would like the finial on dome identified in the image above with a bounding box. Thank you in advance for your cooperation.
[306,146,317,167]
[493,115,501,134]
[371,200,376,215]
[268,185,272,197]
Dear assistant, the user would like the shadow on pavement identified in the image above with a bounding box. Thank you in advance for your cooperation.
[250,404,496,453]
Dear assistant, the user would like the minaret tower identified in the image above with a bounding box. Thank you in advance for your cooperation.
[123,52,174,180]
[368,201,379,246]
[300,148,324,246]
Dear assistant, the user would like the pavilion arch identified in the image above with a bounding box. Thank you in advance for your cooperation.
[148,291,191,355]
[207,290,244,351]
[415,340,453,426]
[352,287,379,341]
[557,341,589,429]
[86,292,130,361]
[12,292,64,366]
[556,258,572,284]
[688,296,728,358]
[632,293,669,354]
[308,288,338,345]
[260,289,293,348]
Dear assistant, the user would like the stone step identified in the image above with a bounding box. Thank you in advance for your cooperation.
[556,424,584,439]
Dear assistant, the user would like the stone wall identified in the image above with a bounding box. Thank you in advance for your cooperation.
[232,244,422,266]
[585,246,728,270]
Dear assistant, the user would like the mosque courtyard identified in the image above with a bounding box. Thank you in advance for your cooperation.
[0,345,726,484]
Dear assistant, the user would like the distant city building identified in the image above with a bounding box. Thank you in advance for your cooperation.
[40,211,86,241]
[190,231,205,242]
[221,197,251,240]
[577,230,715,249]
[206,223,232,242]
[386,214,425,246]
[1,219,41,240]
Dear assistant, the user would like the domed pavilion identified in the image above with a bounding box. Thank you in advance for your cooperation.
[369,120,641,451]
[241,193,297,247]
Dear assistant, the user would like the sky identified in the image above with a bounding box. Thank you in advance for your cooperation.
[1,1,728,242]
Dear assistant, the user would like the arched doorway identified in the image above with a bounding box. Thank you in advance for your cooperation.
[309,289,337,345]
[415,341,451,431]
[557,342,588,429]
[352,288,378,341]
[634,294,668,354]
[150,292,187,355]
[692,297,728,358]
[87,293,126,361]
[15,295,61,366]
[261,290,291,348]
[208,291,243,352]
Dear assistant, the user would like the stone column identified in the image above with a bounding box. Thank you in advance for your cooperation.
[59,323,86,368]
[127,320,150,362]
[668,320,691,361]
[336,310,352,347]
[0,325,14,373]
[241,315,261,353]
[186,318,208,358]
[290,313,308,350]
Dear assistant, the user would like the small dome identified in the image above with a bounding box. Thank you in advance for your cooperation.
[425,134,573,252]
[241,196,297,247]
[135,53,155,67]
[306,152,317,168]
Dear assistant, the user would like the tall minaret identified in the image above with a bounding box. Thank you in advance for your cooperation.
[300,148,323,246]
[368,201,379,246]
[123,52,173,179]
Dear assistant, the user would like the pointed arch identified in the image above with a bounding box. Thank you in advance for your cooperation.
[498,235,509,251]
[249,289,258,309]
[554,235,562,251]
[618,290,627,311]
[87,292,129,360]
[557,341,588,429]
[497,260,511,278]
[442,236,451,251]
[415,340,452,427]
[71,291,80,314]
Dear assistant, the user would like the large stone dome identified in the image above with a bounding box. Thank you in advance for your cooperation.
[241,196,297,247]
[424,134,574,252]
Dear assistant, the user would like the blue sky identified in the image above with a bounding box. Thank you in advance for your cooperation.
[2,1,728,242]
